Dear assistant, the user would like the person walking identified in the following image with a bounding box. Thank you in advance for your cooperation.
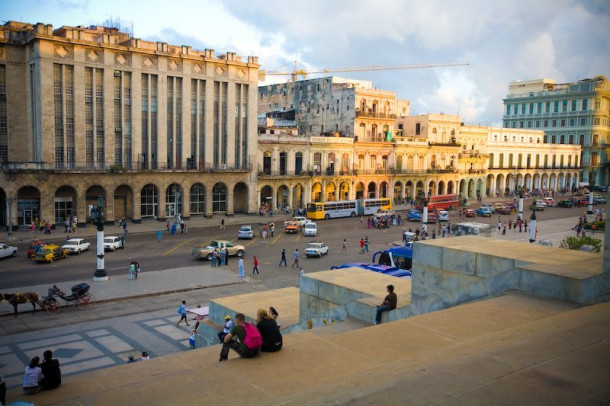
[238,257,245,278]
[220,218,225,229]
[364,236,369,252]
[177,300,190,327]
[291,249,299,268]
[279,249,287,266]
[342,239,347,254]
[252,256,259,275]
[359,238,365,254]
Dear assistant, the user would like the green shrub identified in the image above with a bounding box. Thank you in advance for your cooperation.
[559,236,602,252]
[583,221,605,231]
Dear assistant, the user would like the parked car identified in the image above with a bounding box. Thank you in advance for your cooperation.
[61,238,90,254]
[32,244,69,263]
[407,209,421,221]
[558,199,574,208]
[287,216,308,227]
[103,236,122,251]
[27,241,46,258]
[426,213,437,223]
[530,201,545,211]
[495,206,513,215]
[476,207,493,217]
[303,222,318,236]
[237,225,255,239]
[594,195,607,204]
[464,209,475,217]
[0,243,18,259]
[304,241,328,257]
[534,200,547,208]
[437,210,449,222]
[284,221,300,234]
[192,240,245,260]
[479,203,495,213]
[543,198,557,207]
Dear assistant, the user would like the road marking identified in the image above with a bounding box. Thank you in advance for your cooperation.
[162,238,194,256]
[245,238,257,247]
[270,233,281,245]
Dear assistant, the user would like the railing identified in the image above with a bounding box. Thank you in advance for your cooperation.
[2,161,252,173]
[355,111,397,119]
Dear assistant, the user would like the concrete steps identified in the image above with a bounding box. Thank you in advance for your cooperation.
[10,292,608,406]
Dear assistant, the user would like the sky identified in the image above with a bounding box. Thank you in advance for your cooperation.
[2,0,609,126]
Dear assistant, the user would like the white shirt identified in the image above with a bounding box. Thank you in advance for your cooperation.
[223,319,234,333]
[23,365,42,387]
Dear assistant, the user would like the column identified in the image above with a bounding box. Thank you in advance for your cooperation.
[182,188,191,219]
[132,188,142,223]
[226,185,234,215]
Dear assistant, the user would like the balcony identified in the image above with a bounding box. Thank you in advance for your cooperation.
[355,111,396,119]
[1,161,252,173]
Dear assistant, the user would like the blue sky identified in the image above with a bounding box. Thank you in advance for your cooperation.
[2,0,609,126]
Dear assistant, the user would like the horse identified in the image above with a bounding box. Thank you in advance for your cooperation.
[0,292,40,317]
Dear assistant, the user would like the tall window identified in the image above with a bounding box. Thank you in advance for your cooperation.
[571,100,577,111]
[141,74,158,169]
[234,83,248,168]
[191,79,206,169]
[167,76,182,169]
[114,72,132,167]
[190,183,206,214]
[0,65,6,163]
[53,64,74,168]
[582,99,588,110]
[95,69,105,167]
[537,102,542,113]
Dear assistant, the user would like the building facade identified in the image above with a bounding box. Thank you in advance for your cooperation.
[502,75,610,186]
[257,113,581,211]
[0,21,260,227]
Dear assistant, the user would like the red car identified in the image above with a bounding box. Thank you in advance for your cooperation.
[27,241,46,258]
[464,209,475,217]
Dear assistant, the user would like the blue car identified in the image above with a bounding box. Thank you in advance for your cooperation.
[407,209,421,221]
[476,207,493,217]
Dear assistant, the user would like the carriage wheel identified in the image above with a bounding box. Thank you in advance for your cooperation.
[46,300,60,314]
[77,293,91,309]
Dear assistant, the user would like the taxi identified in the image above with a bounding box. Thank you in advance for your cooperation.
[32,244,69,263]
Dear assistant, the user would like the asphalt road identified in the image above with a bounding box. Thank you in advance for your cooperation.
[0,196,594,290]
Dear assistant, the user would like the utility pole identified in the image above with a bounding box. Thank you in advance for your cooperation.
[92,196,108,281]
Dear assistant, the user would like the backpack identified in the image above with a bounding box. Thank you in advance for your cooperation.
[243,322,262,350]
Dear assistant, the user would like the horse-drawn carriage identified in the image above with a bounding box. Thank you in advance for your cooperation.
[40,283,95,314]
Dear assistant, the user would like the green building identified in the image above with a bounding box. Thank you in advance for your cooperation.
[503,75,610,187]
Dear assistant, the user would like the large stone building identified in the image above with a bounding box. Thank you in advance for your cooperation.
[0,21,260,227]
[257,112,581,210]
[502,75,610,186]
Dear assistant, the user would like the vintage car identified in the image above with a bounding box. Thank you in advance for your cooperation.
[543,197,558,207]
[32,244,69,263]
[374,210,396,218]
[558,199,574,208]
[303,222,318,236]
[192,240,245,260]
[284,221,300,234]
[103,236,122,251]
[495,206,513,215]
[426,213,437,223]
[0,243,18,259]
[61,238,91,254]
[594,195,607,204]
[464,209,475,217]
[476,207,493,217]
[304,241,328,257]
[285,216,308,227]
[407,209,421,221]
[437,210,449,222]
[237,225,255,239]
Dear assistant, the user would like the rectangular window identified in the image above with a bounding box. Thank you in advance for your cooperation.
[506,104,510,115]
[544,120,548,127]
[521,104,526,114]
[54,64,65,169]
[554,101,559,112]
[519,121,524,128]
[529,103,533,114]
[513,105,518,115]
[552,119,556,127]
[580,118,586,126]
[582,99,588,110]
[535,120,540,127]
[571,100,577,111]
[569,118,574,126]
[560,119,565,127]
[562,100,568,112]
[545,102,550,112]
[0,65,8,163]
[537,102,542,113]
[527,121,532,128]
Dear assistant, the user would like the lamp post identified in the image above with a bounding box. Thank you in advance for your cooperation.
[92,196,108,281]
[517,187,524,222]
[529,206,537,243]
[175,191,181,220]
[422,197,428,237]
[6,197,14,241]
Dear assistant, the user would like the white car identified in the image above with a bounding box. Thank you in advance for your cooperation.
[238,225,254,239]
[103,236,122,251]
[534,200,547,208]
[303,222,317,236]
[437,210,449,221]
[0,243,18,259]
[304,241,328,257]
[61,238,91,254]
[374,210,395,218]
[289,216,308,227]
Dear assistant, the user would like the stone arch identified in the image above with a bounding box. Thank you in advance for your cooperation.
[428,181,436,196]
[86,185,108,221]
[140,184,159,219]
[311,182,322,202]
[166,183,184,217]
[277,185,290,208]
[233,182,249,213]
[367,182,376,198]
[114,184,134,220]
[260,185,273,205]
[438,181,446,195]
[415,181,424,197]
[325,182,336,201]
[447,180,455,195]
[379,181,389,198]
[54,185,77,225]
[212,182,227,212]
[292,184,304,208]
[339,181,350,201]
[16,186,41,227]
[190,182,206,215]
[355,182,365,199]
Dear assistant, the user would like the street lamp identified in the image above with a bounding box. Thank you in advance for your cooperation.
[92,196,108,281]
[175,191,181,220]
[517,186,524,222]
[6,197,14,241]
[422,197,429,237]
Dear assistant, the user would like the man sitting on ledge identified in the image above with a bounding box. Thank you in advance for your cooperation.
[375,284,397,325]
[219,313,261,361]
